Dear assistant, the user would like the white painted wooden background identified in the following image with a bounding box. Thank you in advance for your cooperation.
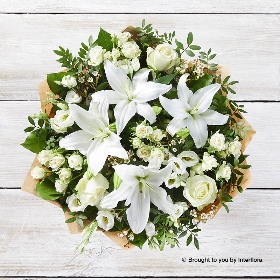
[0,1,280,278]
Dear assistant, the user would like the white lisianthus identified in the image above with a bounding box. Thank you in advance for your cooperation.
[136,124,153,138]
[37,150,55,167]
[168,156,186,175]
[116,32,132,46]
[49,118,67,134]
[132,137,142,148]
[49,154,65,171]
[145,222,156,237]
[228,138,242,157]
[147,43,178,71]
[65,90,82,104]
[210,132,227,151]
[165,173,180,189]
[148,148,165,169]
[137,145,152,161]
[183,175,218,210]
[216,161,232,181]
[96,210,115,231]
[54,110,74,128]
[121,41,141,59]
[76,173,109,207]
[68,154,83,170]
[202,152,218,171]
[151,129,164,142]
[58,168,72,181]
[190,163,204,176]
[88,46,105,66]
[61,75,77,88]
[130,57,140,72]
[55,179,68,193]
[178,151,199,167]
[66,194,87,212]
[30,166,46,180]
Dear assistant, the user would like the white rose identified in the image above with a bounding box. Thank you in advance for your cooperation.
[66,194,87,212]
[151,129,164,142]
[30,166,45,180]
[183,175,218,210]
[132,138,142,148]
[88,46,104,66]
[37,150,55,167]
[136,145,151,161]
[55,179,68,193]
[121,41,141,59]
[178,151,199,167]
[49,118,67,134]
[68,154,83,170]
[77,173,109,206]
[61,75,77,88]
[116,32,132,46]
[65,90,82,104]
[111,48,120,60]
[49,154,65,171]
[228,138,242,157]
[58,168,72,181]
[145,222,156,237]
[210,132,227,151]
[202,152,218,171]
[130,57,140,72]
[216,162,232,181]
[148,149,165,169]
[96,210,115,231]
[136,124,153,138]
[54,110,74,128]
[147,43,178,71]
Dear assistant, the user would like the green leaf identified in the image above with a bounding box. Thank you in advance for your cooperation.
[238,164,251,169]
[28,116,35,126]
[24,126,34,133]
[35,178,61,200]
[237,185,244,193]
[222,202,230,213]
[185,49,195,57]
[189,73,213,92]
[38,119,44,128]
[65,217,76,223]
[223,193,233,202]
[156,73,177,85]
[96,28,113,51]
[187,32,193,45]
[186,234,192,246]
[47,72,68,95]
[21,130,46,153]
[189,45,201,50]
[97,82,108,91]
[153,215,161,224]
[194,237,200,250]
[179,231,187,238]
[175,39,184,50]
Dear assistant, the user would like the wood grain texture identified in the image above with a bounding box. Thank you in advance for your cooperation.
[0,0,279,13]
[1,101,279,189]
[0,189,279,277]
[0,14,279,101]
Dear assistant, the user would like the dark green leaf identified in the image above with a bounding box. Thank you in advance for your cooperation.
[96,28,113,51]
[179,231,187,238]
[21,130,46,153]
[153,215,161,224]
[187,32,193,45]
[35,178,61,200]
[156,73,177,85]
[24,127,34,133]
[189,73,213,92]
[65,217,76,223]
[238,164,251,169]
[237,185,244,193]
[222,203,229,213]
[186,234,192,246]
[47,72,68,95]
[194,237,199,250]
[28,116,35,126]
[38,119,44,128]
[209,53,217,60]
[97,82,108,91]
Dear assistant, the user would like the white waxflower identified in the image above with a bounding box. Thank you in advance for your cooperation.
[210,131,227,151]
[96,210,115,231]
[145,222,156,237]
[58,168,72,181]
[66,194,87,212]
[132,137,142,148]
[68,154,83,170]
[37,150,55,167]
[151,129,164,142]
[216,161,232,181]
[55,179,68,193]
[178,151,199,167]
[136,123,153,138]
[49,118,67,134]
[49,154,65,171]
[227,138,242,157]
[121,41,141,59]
[116,32,132,46]
[88,46,105,66]
[30,166,45,180]
[202,152,218,171]
[61,75,77,88]
[53,110,74,128]
[137,145,152,161]
[65,90,82,104]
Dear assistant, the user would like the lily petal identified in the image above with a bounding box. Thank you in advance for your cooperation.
[177,74,192,103]
[200,109,228,125]
[126,187,151,234]
[190,84,220,114]
[187,115,208,148]
[136,103,157,124]
[114,164,144,186]
[89,96,109,126]
[166,118,188,136]
[108,141,128,159]
[132,68,150,89]
[114,100,137,134]
[145,165,172,187]
[69,104,105,135]
[59,130,92,154]
[91,90,122,104]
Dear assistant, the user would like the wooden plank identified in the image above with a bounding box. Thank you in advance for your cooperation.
[0,14,279,101]
[0,0,279,13]
[0,189,279,276]
[0,101,279,189]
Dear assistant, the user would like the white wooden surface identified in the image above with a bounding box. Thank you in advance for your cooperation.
[0,1,280,278]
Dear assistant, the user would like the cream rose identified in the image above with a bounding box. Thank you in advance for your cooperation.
[55,179,68,193]
[183,175,218,209]
[210,132,227,151]
[49,154,65,171]
[121,41,141,59]
[202,152,218,171]
[30,166,45,180]
[61,75,77,88]
[68,154,83,170]
[37,150,55,167]
[137,145,151,161]
[228,138,242,157]
[116,32,132,46]
[216,162,232,181]
[58,168,72,181]
[145,222,156,237]
[136,124,153,138]
[88,46,104,66]
[49,118,67,134]
[147,43,178,71]
[96,210,115,231]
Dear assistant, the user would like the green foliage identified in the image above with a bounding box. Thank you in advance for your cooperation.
[47,72,68,95]
[189,73,213,92]
[199,48,218,71]
[95,28,113,51]
[155,73,177,85]
[35,178,61,200]
[53,46,78,69]
[21,129,46,153]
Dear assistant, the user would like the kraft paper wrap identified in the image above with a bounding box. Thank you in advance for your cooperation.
[22,28,255,249]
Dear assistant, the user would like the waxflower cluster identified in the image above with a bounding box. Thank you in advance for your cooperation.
[22,20,252,251]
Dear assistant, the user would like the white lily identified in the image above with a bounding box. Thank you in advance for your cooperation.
[160,74,228,148]
[91,60,172,134]
[59,97,128,176]
[100,164,177,234]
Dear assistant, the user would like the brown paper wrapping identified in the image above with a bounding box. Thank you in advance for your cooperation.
[21,29,255,249]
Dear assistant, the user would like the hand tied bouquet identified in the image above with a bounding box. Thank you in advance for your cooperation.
[22,20,254,251]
